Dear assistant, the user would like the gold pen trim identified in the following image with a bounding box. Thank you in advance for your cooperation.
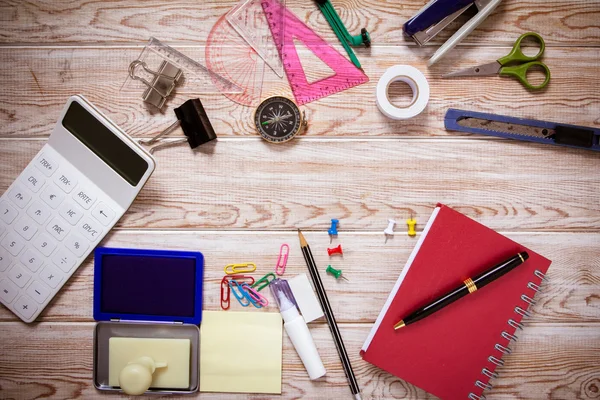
[393,320,405,330]
[464,277,478,294]
[518,252,525,263]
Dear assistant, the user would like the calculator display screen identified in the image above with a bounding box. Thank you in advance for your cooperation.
[62,102,148,186]
[100,254,197,317]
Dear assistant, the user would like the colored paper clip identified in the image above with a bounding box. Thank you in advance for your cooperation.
[251,272,276,291]
[275,244,290,276]
[222,274,256,285]
[220,278,231,310]
[229,280,251,307]
[241,283,269,308]
[224,262,257,275]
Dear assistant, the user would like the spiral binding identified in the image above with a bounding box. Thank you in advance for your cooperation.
[468,269,547,400]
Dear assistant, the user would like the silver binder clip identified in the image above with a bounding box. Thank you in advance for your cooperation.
[129,60,182,109]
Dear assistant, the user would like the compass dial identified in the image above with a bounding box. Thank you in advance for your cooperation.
[254,96,304,143]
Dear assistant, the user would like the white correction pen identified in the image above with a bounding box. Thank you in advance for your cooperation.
[270,279,326,380]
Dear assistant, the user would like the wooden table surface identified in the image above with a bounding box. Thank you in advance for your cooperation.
[0,1,599,399]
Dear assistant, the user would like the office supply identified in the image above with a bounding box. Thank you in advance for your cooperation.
[287,273,324,323]
[224,262,257,274]
[220,277,231,310]
[241,282,269,307]
[327,244,343,256]
[444,32,550,90]
[314,0,368,68]
[109,338,190,394]
[444,108,600,151]
[394,252,529,330]
[376,65,429,120]
[129,60,182,109]
[326,265,349,281]
[200,311,283,394]
[360,204,552,400]
[226,0,286,77]
[262,0,369,105]
[404,0,502,65]
[206,14,266,107]
[252,272,276,291]
[275,244,289,276]
[298,230,362,399]
[140,98,217,154]
[253,96,307,143]
[270,278,326,380]
[0,96,155,323]
[328,218,339,243]
[123,37,241,103]
[407,216,417,237]
[229,280,251,307]
[384,219,396,242]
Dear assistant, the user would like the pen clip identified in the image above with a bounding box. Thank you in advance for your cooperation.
[275,244,289,276]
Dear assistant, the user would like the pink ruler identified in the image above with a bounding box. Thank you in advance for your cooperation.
[261,0,369,105]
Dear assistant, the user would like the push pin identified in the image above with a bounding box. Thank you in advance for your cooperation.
[328,219,339,243]
[327,244,343,256]
[129,60,182,109]
[140,98,217,154]
[384,219,396,243]
[326,265,349,281]
[407,215,417,237]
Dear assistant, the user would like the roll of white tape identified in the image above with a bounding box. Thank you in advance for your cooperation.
[376,65,430,120]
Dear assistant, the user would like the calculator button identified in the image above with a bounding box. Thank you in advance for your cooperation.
[1,232,25,256]
[27,201,51,225]
[64,233,88,257]
[0,200,19,224]
[14,217,38,240]
[21,168,46,193]
[58,201,84,226]
[73,187,96,210]
[46,217,70,241]
[8,264,31,288]
[78,218,103,242]
[7,185,31,209]
[0,249,12,271]
[0,223,5,237]
[26,280,51,304]
[32,233,57,257]
[53,172,78,194]
[40,185,65,209]
[14,295,37,320]
[35,153,59,177]
[20,248,43,272]
[92,202,116,226]
[0,279,19,303]
[52,248,76,273]
[39,264,64,289]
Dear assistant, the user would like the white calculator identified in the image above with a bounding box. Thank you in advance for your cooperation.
[0,95,155,323]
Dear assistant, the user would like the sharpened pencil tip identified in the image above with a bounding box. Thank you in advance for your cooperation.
[297,229,307,247]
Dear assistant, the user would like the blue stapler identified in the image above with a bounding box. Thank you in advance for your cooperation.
[404,0,502,66]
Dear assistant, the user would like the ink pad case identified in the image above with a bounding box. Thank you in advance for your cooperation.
[92,247,204,394]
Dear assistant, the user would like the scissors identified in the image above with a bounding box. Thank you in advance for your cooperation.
[443,32,551,90]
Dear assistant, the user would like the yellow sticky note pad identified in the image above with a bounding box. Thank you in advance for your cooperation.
[200,311,283,394]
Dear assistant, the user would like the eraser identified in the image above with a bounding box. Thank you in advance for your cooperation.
[288,273,324,323]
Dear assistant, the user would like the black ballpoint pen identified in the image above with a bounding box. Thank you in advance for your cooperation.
[394,252,529,330]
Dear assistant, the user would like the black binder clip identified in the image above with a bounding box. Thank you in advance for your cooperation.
[141,98,217,154]
[129,60,182,109]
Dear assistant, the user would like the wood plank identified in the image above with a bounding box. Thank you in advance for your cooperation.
[0,46,598,138]
[1,139,598,232]
[0,231,597,322]
[0,322,598,399]
[0,0,599,46]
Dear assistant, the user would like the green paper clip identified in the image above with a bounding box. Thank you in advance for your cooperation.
[326,265,349,281]
[251,272,276,291]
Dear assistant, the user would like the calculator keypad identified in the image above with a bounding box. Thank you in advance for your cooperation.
[0,149,121,322]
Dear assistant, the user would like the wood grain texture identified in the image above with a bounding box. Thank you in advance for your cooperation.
[0,230,597,323]
[0,322,598,399]
[0,0,599,46]
[0,46,598,138]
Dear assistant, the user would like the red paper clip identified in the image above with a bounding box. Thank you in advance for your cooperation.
[327,244,343,256]
[220,277,231,310]
[275,244,290,276]
[222,274,255,285]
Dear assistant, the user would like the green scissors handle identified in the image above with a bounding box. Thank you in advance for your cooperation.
[498,32,550,90]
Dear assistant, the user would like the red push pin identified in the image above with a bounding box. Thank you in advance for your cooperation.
[327,244,343,256]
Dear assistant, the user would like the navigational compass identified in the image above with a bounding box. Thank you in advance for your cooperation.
[254,96,307,143]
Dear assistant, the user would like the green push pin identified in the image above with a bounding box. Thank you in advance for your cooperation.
[326,265,349,281]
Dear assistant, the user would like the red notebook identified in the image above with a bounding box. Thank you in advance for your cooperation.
[360,204,552,400]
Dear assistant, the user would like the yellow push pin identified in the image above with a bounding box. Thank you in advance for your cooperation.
[407,215,417,237]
